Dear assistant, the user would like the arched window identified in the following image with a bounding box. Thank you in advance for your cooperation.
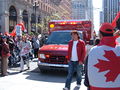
[31,13,35,32]
[22,10,28,30]
[9,6,17,32]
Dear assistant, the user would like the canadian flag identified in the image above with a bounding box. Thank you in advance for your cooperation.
[17,22,26,31]
[10,29,16,36]
[111,12,120,28]
[88,46,120,90]
[10,21,26,36]
[4,32,10,36]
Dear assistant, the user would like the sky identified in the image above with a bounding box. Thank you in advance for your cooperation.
[93,0,102,33]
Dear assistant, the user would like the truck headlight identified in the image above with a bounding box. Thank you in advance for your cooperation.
[39,54,46,59]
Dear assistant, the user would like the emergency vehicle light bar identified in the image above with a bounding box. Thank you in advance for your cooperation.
[56,21,80,25]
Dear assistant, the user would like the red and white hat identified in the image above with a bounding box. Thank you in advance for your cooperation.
[99,23,114,34]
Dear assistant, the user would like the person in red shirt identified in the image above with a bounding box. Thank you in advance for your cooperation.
[1,36,10,76]
[63,30,86,90]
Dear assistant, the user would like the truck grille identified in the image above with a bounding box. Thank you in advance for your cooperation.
[45,56,67,64]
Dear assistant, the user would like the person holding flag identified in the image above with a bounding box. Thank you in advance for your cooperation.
[10,21,26,37]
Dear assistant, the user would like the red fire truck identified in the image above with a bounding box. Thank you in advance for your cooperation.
[38,20,93,72]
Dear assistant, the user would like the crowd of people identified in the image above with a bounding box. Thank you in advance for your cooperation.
[0,33,44,76]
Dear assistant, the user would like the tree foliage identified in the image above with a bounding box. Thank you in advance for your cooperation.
[37,13,61,33]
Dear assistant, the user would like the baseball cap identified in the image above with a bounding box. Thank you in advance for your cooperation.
[99,23,114,34]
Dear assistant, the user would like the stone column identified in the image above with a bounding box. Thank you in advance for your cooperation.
[17,9,23,24]
[2,11,9,33]
[1,0,9,33]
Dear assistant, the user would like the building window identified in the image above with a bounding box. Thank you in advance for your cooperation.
[22,10,28,31]
[9,6,17,32]
[31,13,35,32]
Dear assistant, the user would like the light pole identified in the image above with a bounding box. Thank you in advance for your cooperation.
[33,0,39,33]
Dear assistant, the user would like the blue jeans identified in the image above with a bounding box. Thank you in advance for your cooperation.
[65,61,83,89]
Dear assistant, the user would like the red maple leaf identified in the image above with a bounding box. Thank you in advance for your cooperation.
[94,50,120,82]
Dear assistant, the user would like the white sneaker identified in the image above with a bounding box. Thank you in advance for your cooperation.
[63,87,69,90]
[74,85,80,90]
[76,85,80,88]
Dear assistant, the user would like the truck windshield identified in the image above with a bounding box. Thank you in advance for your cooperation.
[46,31,83,45]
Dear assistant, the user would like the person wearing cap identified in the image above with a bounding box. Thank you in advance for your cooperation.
[63,30,86,90]
[1,36,10,76]
[85,23,120,90]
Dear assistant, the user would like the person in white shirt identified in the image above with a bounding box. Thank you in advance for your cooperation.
[63,30,86,90]
[19,35,32,72]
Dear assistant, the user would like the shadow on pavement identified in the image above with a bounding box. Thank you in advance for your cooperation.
[23,67,76,83]
[9,72,20,75]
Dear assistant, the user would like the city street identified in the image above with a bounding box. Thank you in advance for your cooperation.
[0,59,87,90]
[0,0,120,90]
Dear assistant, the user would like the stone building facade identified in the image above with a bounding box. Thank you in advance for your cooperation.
[0,0,71,34]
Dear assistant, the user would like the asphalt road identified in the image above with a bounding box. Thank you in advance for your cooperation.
[0,58,87,90]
